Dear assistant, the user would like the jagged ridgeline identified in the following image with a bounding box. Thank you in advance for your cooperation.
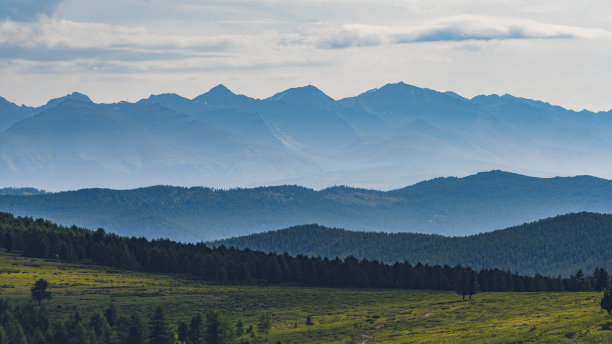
[3,83,612,192]
[212,212,612,277]
[0,212,606,292]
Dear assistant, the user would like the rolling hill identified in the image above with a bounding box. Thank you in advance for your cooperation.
[1,171,612,241]
[212,212,612,276]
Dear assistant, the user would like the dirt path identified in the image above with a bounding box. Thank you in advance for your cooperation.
[356,320,396,344]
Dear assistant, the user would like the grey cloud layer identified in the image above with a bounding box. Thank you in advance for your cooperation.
[316,16,610,49]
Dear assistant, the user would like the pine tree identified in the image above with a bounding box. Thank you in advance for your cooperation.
[235,319,244,336]
[189,313,203,344]
[468,270,480,299]
[205,309,233,344]
[257,312,271,334]
[148,307,174,344]
[124,312,147,344]
[177,321,188,343]
[104,303,118,327]
[305,315,313,334]
[601,287,612,315]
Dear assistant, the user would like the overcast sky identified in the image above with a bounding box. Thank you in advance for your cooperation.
[1,0,611,111]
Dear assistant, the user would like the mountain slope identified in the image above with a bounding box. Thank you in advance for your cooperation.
[212,212,612,276]
[2,171,612,241]
[0,99,315,190]
[2,82,612,190]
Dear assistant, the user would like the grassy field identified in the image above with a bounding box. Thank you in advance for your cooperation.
[1,250,611,343]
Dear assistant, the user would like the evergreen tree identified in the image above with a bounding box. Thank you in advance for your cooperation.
[104,303,118,327]
[148,307,174,344]
[124,312,147,344]
[257,312,271,334]
[177,321,188,343]
[31,279,52,305]
[305,315,313,333]
[89,311,111,341]
[594,268,610,291]
[235,319,244,337]
[189,313,203,344]
[601,287,612,315]
[467,270,479,299]
[205,309,233,344]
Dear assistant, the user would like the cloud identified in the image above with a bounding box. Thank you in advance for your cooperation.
[316,15,611,49]
[0,0,62,21]
[0,17,244,63]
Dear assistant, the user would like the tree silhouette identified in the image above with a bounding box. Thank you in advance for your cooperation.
[148,307,174,344]
[205,309,233,344]
[30,279,51,305]
[305,315,313,334]
[257,312,271,334]
[601,287,612,315]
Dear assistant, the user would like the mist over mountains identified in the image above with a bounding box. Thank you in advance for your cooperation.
[2,171,612,241]
[2,82,612,191]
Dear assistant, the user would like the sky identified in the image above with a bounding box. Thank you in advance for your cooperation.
[1,0,611,111]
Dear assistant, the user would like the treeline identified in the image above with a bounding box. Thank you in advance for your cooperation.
[3,170,612,241]
[0,212,609,292]
[213,212,612,276]
[0,298,252,344]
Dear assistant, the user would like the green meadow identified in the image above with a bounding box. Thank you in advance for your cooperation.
[1,251,611,343]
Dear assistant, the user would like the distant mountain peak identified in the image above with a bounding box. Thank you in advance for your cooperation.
[207,84,235,96]
[43,92,93,109]
[266,85,335,105]
[192,84,251,106]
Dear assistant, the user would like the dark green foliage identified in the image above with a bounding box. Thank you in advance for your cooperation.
[205,309,233,344]
[0,298,249,344]
[235,319,244,336]
[0,212,604,293]
[88,311,111,341]
[177,321,188,343]
[148,307,174,344]
[119,312,147,344]
[31,278,51,305]
[215,212,612,276]
[4,171,612,241]
[594,268,610,292]
[257,312,271,334]
[104,303,118,327]
[189,313,203,344]
[602,288,612,315]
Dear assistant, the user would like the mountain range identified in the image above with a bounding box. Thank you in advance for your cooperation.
[1,171,612,241]
[2,82,612,190]
[211,212,612,276]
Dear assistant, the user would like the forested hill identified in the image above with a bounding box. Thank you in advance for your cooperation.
[0,212,605,293]
[212,212,612,276]
[2,171,612,241]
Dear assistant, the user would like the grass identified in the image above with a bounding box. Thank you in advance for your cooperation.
[1,250,612,343]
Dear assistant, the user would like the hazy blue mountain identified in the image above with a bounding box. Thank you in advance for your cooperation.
[2,171,612,241]
[192,84,257,109]
[0,92,93,132]
[0,187,46,196]
[2,82,612,190]
[0,96,37,131]
[211,212,612,276]
[0,99,315,190]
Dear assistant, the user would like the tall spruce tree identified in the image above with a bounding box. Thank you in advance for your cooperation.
[148,307,174,344]
[601,287,612,315]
